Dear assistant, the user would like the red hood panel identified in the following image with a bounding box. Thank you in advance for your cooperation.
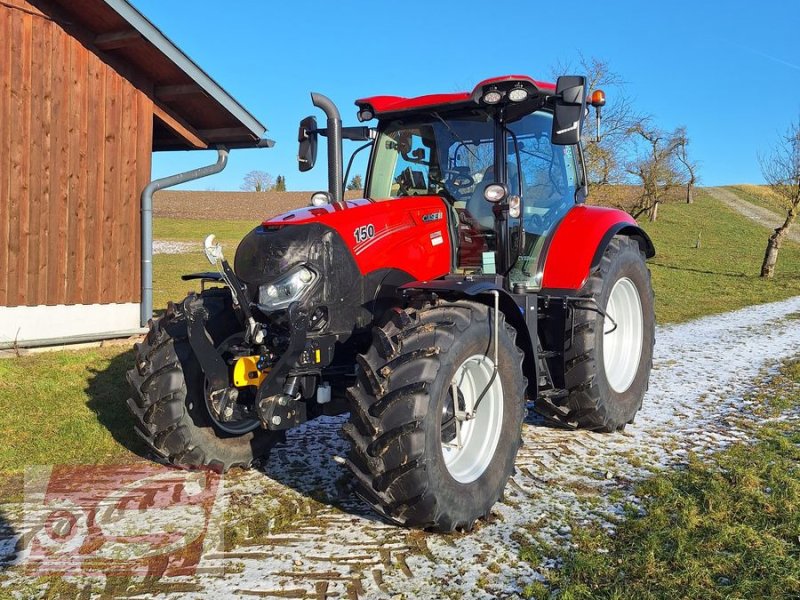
[262,196,452,280]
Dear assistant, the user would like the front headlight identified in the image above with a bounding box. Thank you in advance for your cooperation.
[257,265,317,311]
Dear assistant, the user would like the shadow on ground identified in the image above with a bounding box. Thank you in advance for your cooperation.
[85,349,152,462]
[0,509,18,572]
[650,261,748,278]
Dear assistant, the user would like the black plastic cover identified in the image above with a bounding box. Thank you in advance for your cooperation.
[234,223,409,336]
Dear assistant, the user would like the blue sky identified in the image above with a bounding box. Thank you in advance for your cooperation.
[134,0,800,192]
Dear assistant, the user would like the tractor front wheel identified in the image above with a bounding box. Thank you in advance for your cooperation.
[126,290,280,472]
[344,300,526,531]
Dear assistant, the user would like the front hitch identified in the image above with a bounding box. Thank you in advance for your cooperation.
[184,297,311,431]
[203,234,264,345]
[255,302,310,431]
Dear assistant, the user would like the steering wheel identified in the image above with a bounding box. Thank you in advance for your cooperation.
[443,169,475,189]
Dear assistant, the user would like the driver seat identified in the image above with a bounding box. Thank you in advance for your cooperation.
[464,165,498,231]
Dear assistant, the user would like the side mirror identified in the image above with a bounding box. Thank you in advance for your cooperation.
[552,75,587,146]
[298,116,318,172]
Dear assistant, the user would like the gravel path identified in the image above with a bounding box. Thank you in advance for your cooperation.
[2,297,800,598]
[706,187,800,243]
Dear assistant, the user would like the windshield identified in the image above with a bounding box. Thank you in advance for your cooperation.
[367,113,495,202]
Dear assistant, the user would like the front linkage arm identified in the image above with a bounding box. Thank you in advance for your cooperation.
[183,295,240,422]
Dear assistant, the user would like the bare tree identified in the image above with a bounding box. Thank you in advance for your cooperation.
[759,119,800,278]
[674,126,698,204]
[552,55,646,185]
[347,174,363,191]
[241,170,274,192]
[626,123,683,222]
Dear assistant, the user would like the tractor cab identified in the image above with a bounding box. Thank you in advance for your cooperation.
[299,75,602,293]
[364,105,580,289]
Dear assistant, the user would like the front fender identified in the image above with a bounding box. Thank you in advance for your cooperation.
[540,206,655,292]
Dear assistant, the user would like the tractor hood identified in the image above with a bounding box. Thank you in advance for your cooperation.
[233,195,452,335]
[239,196,452,283]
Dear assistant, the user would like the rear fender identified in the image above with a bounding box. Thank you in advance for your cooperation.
[400,279,536,395]
[540,206,655,292]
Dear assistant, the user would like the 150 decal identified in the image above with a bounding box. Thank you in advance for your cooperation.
[353,224,376,243]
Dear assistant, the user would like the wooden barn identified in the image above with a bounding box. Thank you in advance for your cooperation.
[0,0,268,348]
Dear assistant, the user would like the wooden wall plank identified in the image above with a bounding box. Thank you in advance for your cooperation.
[100,68,120,303]
[7,11,34,307]
[0,0,47,18]
[19,11,34,306]
[24,14,43,301]
[48,24,69,305]
[65,31,88,306]
[0,6,12,306]
[83,51,104,305]
[41,19,57,304]
[117,77,136,302]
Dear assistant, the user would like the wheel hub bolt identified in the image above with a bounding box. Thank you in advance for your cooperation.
[272,415,282,426]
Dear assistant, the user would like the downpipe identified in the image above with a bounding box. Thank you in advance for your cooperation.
[311,93,344,203]
[140,147,229,327]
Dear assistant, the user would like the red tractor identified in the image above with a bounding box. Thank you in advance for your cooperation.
[127,75,655,532]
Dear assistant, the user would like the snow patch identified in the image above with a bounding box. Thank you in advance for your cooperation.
[152,240,199,255]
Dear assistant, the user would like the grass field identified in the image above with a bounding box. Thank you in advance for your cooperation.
[521,357,800,599]
[636,189,800,322]
[0,345,145,499]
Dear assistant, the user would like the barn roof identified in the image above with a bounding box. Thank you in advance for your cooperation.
[39,0,269,151]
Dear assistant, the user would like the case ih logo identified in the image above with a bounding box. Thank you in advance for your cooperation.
[18,465,224,576]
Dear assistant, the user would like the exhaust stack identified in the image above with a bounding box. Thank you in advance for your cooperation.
[311,92,344,203]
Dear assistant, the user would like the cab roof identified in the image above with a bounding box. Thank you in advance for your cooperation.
[354,75,556,120]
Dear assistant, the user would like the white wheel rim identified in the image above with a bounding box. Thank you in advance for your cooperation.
[441,354,504,484]
[603,277,644,393]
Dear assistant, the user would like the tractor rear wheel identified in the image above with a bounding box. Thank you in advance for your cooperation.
[344,300,526,531]
[126,289,280,472]
[561,235,655,431]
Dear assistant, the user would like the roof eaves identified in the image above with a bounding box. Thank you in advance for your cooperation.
[103,0,267,141]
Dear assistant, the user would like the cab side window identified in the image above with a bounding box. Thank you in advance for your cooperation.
[370,127,436,198]
[508,111,578,289]
[508,112,576,236]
